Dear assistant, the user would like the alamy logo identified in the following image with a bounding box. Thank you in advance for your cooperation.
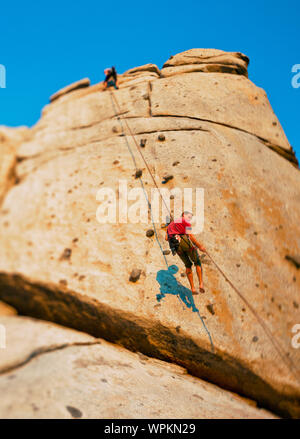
[291,64,300,89]
[291,324,300,349]
[0,64,6,88]
[0,324,6,349]
[96,180,204,233]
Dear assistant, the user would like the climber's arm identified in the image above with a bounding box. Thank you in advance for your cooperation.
[189,234,206,252]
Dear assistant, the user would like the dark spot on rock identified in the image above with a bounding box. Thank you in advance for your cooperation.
[78,275,85,281]
[206,304,215,315]
[135,169,143,179]
[140,139,147,148]
[193,394,204,400]
[60,248,72,260]
[163,250,170,255]
[252,336,259,342]
[162,174,173,184]
[59,279,68,286]
[285,255,300,269]
[113,160,119,165]
[112,126,118,133]
[293,301,299,309]
[211,159,217,162]
[158,134,165,141]
[253,231,258,235]
[272,121,277,126]
[236,263,241,267]
[175,325,181,333]
[146,229,154,237]
[101,378,108,383]
[66,406,82,418]
[172,161,180,166]
[72,238,79,243]
[129,268,142,282]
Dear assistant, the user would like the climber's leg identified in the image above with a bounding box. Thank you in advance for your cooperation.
[186,267,198,295]
[176,239,198,295]
[191,248,205,293]
[196,265,205,293]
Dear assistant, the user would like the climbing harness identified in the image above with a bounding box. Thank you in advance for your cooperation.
[108,89,299,380]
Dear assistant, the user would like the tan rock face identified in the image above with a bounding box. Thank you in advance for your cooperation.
[49,78,90,103]
[0,126,30,205]
[0,315,95,373]
[162,49,249,77]
[0,316,276,418]
[0,301,17,316]
[0,49,299,418]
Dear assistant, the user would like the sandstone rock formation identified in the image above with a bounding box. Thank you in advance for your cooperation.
[0,126,30,204]
[50,78,90,103]
[0,49,299,418]
[0,316,276,418]
[0,301,17,316]
[161,48,249,77]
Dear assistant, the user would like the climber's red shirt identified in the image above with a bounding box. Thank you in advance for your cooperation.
[167,218,192,237]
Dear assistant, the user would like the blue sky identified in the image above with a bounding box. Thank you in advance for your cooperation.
[0,0,299,160]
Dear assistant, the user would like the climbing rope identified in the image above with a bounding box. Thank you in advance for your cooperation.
[109,92,168,267]
[205,250,300,380]
[109,90,215,353]
[108,89,299,379]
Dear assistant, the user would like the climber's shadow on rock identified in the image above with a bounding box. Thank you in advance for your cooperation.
[156,265,199,313]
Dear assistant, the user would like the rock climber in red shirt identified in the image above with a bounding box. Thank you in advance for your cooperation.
[166,211,206,295]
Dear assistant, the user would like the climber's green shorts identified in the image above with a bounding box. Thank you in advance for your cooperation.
[176,235,202,269]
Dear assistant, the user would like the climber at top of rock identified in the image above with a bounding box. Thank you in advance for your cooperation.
[103,66,119,90]
[165,211,206,295]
